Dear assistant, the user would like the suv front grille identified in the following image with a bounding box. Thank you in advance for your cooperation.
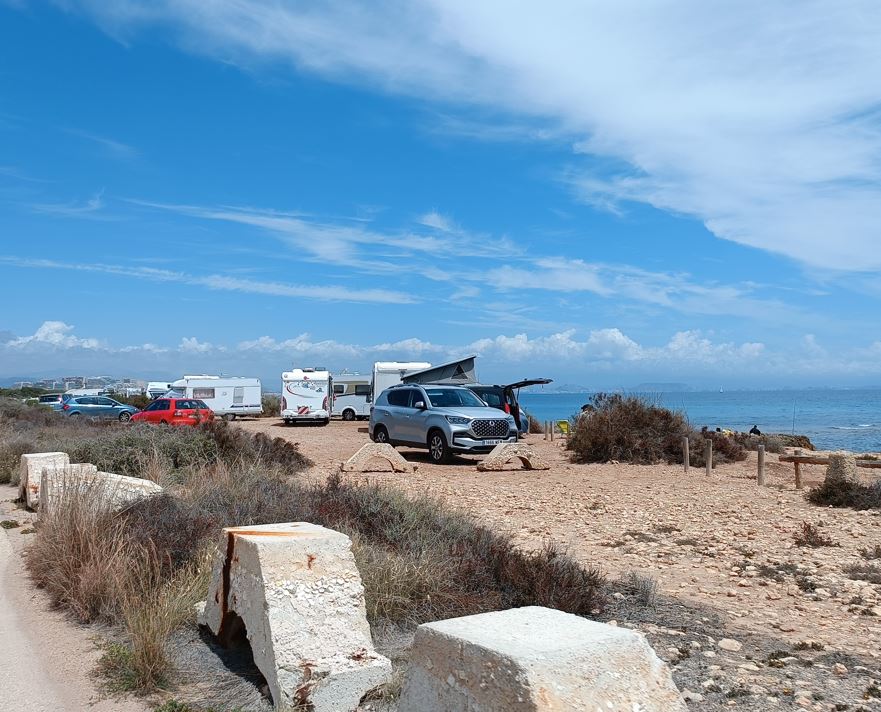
[471,418,509,439]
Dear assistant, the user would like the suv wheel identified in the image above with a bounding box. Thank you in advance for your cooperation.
[373,425,389,444]
[428,429,452,464]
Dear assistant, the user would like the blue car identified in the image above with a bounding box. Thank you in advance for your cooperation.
[61,396,139,422]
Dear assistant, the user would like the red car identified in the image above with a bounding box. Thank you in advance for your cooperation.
[130,397,214,427]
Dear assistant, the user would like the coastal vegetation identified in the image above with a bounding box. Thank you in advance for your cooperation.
[1,398,606,694]
[567,393,748,466]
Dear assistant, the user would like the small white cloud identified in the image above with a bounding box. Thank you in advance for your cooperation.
[8,321,100,349]
[418,210,454,232]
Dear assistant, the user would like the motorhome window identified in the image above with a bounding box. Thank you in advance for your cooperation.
[386,389,410,407]
[354,385,371,396]
[425,388,485,408]
[334,385,345,395]
[193,388,215,399]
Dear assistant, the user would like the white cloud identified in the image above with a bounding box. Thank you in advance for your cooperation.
[8,321,101,349]
[31,190,108,219]
[0,256,416,305]
[64,0,881,271]
[64,128,138,160]
[179,337,218,353]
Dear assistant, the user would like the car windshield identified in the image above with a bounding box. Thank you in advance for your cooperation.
[425,387,486,408]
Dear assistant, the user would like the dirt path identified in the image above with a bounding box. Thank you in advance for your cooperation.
[0,486,148,712]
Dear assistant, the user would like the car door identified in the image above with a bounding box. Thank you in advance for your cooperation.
[145,399,171,423]
[381,388,409,441]
[73,396,98,418]
[94,397,117,419]
[404,388,432,444]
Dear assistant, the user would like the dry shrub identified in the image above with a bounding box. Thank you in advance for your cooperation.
[528,416,544,435]
[732,432,784,454]
[844,562,881,585]
[199,420,310,471]
[260,393,281,417]
[794,521,836,548]
[567,393,746,466]
[0,430,36,485]
[808,479,881,510]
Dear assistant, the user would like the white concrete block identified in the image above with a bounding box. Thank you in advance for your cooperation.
[198,522,391,712]
[39,466,163,515]
[19,452,69,507]
[399,606,687,712]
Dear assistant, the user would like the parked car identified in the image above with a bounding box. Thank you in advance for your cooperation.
[61,396,139,422]
[369,384,517,464]
[130,397,213,427]
[36,393,64,410]
[466,379,552,434]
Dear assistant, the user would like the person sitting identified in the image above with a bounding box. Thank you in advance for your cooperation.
[749,425,762,436]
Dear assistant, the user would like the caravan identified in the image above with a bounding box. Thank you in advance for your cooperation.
[169,375,262,420]
[370,362,432,404]
[332,374,371,421]
[282,368,332,425]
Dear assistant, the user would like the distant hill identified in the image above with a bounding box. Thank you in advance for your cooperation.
[630,382,692,393]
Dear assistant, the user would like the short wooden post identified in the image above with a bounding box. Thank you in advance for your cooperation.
[757,444,766,486]
[549,421,554,442]
[704,439,712,476]
[543,421,548,441]
[794,461,802,489]
[682,436,690,474]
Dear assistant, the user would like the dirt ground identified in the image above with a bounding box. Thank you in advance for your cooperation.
[236,418,881,711]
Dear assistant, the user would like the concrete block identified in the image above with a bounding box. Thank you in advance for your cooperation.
[340,442,415,473]
[39,466,163,515]
[198,522,391,711]
[19,452,69,507]
[477,443,550,471]
[399,606,687,712]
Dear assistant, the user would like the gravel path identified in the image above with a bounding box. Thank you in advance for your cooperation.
[0,486,147,712]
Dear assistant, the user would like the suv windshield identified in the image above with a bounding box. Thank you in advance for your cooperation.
[424,387,486,408]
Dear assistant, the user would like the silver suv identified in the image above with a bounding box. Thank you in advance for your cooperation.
[369,384,517,463]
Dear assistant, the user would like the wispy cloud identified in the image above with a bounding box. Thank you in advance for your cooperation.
[64,128,139,160]
[62,0,881,272]
[0,256,417,304]
[30,190,109,219]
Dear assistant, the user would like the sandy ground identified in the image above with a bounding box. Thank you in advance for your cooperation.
[0,485,148,712]
[237,418,881,710]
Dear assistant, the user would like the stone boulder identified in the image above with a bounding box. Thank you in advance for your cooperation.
[198,522,391,712]
[340,442,415,473]
[19,452,69,506]
[39,466,163,515]
[825,451,859,486]
[399,606,686,712]
[476,443,550,472]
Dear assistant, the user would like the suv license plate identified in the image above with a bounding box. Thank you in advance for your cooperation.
[483,439,504,445]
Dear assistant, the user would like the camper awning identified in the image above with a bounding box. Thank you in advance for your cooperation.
[401,355,477,385]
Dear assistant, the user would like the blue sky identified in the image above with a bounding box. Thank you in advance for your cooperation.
[2,1,881,388]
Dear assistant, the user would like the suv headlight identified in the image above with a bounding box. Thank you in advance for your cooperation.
[445,415,472,425]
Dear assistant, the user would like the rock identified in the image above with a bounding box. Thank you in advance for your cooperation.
[832,663,848,676]
[718,638,743,652]
[398,606,687,711]
[39,467,162,515]
[476,443,550,472]
[825,452,859,486]
[340,443,415,473]
[19,452,69,507]
[199,522,391,712]
[681,689,704,702]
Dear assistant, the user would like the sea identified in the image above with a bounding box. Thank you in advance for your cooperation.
[518,389,881,453]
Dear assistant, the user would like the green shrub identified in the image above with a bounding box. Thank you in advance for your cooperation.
[260,393,281,417]
[808,479,881,510]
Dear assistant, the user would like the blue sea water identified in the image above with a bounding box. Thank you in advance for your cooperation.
[518,389,881,452]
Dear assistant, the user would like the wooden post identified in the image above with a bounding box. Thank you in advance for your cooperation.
[794,461,802,489]
[549,421,554,442]
[682,436,690,474]
[704,439,712,476]
[543,421,548,441]
[757,444,766,486]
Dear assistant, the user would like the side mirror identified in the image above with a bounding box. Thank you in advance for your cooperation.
[414,401,426,409]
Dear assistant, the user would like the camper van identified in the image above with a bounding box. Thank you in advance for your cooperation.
[146,382,171,400]
[370,362,432,403]
[169,375,262,420]
[281,368,332,425]
[331,374,371,421]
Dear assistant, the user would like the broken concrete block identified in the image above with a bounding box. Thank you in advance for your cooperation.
[19,452,69,506]
[825,451,859,486]
[39,467,163,515]
[198,522,391,712]
[399,606,687,712]
[340,442,415,473]
[476,443,550,471]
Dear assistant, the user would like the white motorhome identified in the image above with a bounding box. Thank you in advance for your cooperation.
[331,374,371,421]
[370,361,432,403]
[281,368,332,425]
[169,375,262,420]
[146,381,171,399]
